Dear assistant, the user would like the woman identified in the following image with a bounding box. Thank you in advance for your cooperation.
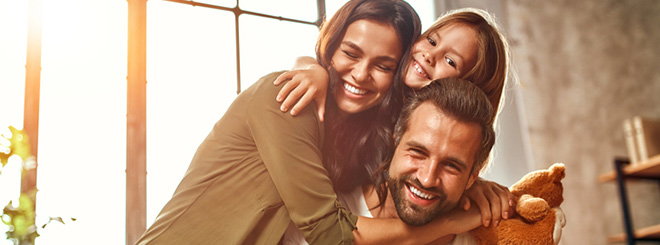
[137,1,483,244]
[274,7,513,228]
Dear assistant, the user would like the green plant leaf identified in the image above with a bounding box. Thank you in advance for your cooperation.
[1,126,32,169]
[8,126,31,161]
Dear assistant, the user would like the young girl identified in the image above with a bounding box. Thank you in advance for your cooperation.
[274,7,513,229]
[137,1,488,244]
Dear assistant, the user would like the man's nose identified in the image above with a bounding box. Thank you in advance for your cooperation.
[416,160,441,188]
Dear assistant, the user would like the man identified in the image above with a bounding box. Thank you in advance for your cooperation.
[284,77,502,244]
[351,77,498,244]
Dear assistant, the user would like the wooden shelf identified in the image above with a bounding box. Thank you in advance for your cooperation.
[607,223,660,243]
[598,154,660,182]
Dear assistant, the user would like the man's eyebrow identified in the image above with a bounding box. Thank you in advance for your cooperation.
[341,41,399,64]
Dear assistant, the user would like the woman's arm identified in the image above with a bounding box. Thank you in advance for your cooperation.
[274,56,329,121]
[248,73,355,243]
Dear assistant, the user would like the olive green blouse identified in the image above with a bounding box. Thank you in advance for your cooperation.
[136,71,357,244]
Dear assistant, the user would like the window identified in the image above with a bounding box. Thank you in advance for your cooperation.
[0,1,435,244]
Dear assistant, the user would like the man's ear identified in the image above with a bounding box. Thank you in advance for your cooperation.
[465,170,480,190]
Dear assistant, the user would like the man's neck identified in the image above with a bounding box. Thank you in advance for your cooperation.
[362,184,399,219]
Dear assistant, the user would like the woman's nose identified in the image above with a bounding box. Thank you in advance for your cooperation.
[351,61,370,83]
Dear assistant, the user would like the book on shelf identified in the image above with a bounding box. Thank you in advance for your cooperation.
[631,116,660,163]
[623,118,640,164]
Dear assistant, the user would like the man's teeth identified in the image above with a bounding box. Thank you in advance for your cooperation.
[409,185,435,200]
[414,62,429,79]
[344,82,367,95]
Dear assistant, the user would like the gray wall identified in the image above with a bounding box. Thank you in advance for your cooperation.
[436,0,660,244]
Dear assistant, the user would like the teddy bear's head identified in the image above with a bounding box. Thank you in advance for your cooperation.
[511,163,565,208]
[469,163,567,245]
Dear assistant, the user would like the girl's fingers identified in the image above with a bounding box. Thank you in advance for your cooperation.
[290,89,316,116]
[274,71,294,86]
[281,84,307,112]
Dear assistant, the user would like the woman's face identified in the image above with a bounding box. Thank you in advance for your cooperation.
[331,19,402,115]
[404,23,479,90]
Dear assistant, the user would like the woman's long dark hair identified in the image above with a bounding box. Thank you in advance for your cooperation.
[315,0,421,192]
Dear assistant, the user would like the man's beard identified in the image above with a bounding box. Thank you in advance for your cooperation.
[387,175,457,226]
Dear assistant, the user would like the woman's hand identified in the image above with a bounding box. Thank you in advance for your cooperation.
[459,177,516,228]
[274,57,329,121]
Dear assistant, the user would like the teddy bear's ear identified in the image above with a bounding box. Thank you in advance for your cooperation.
[549,163,566,181]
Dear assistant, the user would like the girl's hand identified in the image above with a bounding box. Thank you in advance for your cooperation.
[459,177,516,228]
[274,58,329,122]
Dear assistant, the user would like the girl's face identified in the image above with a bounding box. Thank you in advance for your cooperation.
[331,19,402,116]
[404,23,479,90]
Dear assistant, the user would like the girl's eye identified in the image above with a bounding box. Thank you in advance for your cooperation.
[427,37,436,46]
[445,57,456,68]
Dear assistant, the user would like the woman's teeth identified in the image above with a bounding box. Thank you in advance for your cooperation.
[409,184,435,200]
[344,82,367,95]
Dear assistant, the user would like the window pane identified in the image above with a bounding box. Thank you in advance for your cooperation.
[406,0,436,30]
[240,0,319,23]
[238,14,318,91]
[324,0,348,19]
[146,0,238,225]
[35,0,127,244]
[193,0,236,8]
[0,0,27,130]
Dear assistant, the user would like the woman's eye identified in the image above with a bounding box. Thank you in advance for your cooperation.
[426,37,436,46]
[409,149,426,159]
[344,51,358,59]
[376,64,394,72]
[445,57,456,68]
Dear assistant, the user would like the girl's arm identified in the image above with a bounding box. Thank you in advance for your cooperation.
[459,177,517,227]
[274,56,329,121]
[354,205,482,245]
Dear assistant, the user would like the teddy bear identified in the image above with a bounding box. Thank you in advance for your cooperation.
[468,163,567,245]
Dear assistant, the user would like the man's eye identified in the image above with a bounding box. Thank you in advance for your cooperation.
[445,57,456,68]
[445,162,461,172]
[427,37,436,46]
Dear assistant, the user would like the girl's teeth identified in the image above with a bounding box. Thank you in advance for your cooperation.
[409,185,435,200]
[414,63,429,79]
[344,82,367,95]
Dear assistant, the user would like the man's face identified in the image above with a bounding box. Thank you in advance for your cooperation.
[388,102,481,226]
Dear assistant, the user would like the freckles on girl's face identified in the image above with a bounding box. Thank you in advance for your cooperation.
[404,23,479,90]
